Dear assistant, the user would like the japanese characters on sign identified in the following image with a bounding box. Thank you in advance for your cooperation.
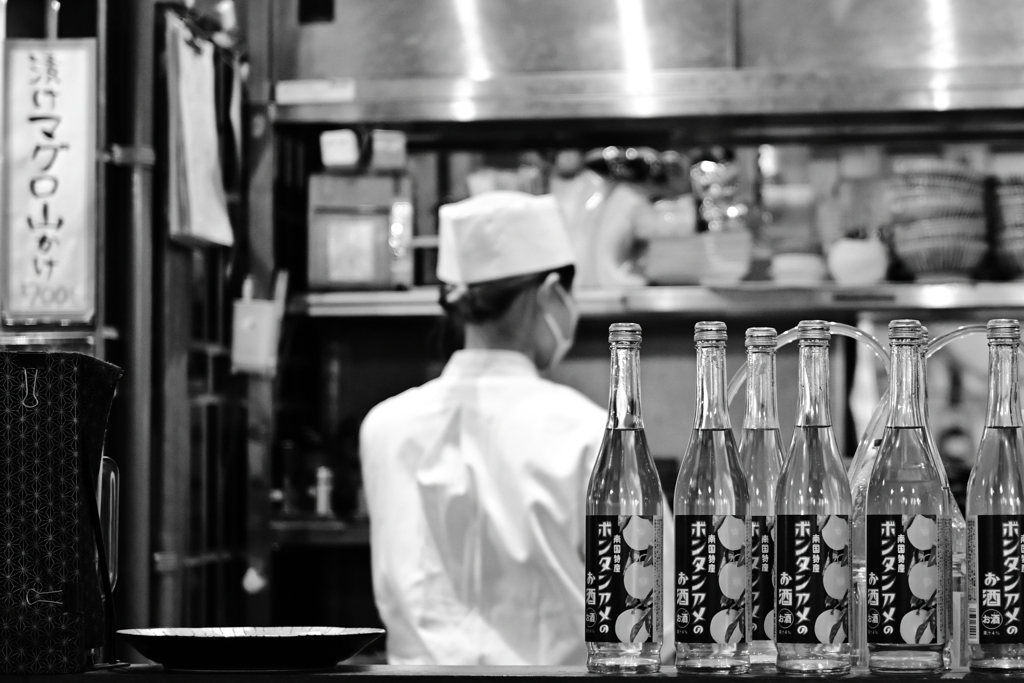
[4,40,96,323]
[867,513,947,645]
[585,515,661,644]
[969,515,1024,644]
[676,514,748,645]
[776,514,849,645]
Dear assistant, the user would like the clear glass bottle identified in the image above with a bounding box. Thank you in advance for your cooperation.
[919,326,965,670]
[966,318,1024,671]
[673,321,750,673]
[738,327,783,669]
[586,323,664,673]
[852,326,967,669]
[775,320,853,674]
[866,319,951,673]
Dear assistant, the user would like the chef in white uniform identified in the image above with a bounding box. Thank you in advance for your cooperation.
[358,192,589,667]
[360,191,672,665]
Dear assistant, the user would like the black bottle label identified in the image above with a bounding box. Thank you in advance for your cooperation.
[751,515,775,642]
[674,514,748,644]
[866,513,945,645]
[775,514,850,645]
[585,514,662,643]
[968,515,1024,645]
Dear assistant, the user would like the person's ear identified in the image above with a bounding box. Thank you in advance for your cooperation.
[537,272,562,305]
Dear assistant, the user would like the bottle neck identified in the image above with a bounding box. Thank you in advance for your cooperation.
[887,342,927,428]
[606,343,643,429]
[694,342,731,430]
[985,341,1022,428]
[796,342,832,427]
[744,348,780,429]
[918,343,929,414]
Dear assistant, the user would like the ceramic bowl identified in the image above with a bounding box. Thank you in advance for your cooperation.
[826,237,889,285]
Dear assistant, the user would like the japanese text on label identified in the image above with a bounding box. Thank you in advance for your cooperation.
[586,515,662,644]
[867,514,947,646]
[776,514,849,645]
[675,514,748,645]
[969,515,1024,644]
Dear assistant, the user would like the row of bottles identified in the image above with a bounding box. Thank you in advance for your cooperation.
[585,317,1024,674]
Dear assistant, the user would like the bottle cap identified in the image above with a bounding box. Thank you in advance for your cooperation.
[797,320,830,341]
[987,318,1021,340]
[609,322,642,344]
[694,321,727,342]
[745,327,777,348]
[889,319,923,342]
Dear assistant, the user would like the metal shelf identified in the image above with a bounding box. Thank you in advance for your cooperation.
[290,283,1024,319]
[271,66,1024,126]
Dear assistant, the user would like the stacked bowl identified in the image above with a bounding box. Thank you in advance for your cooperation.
[995,176,1024,277]
[886,158,987,281]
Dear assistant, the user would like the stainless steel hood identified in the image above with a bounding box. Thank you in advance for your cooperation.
[269,0,1024,123]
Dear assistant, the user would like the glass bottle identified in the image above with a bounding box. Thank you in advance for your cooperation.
[866,319,951,673]
[674,321,750,673]
[586,323,664,673]
[919,326,965,670]
[966,318,1024,671]
[738,327,784,669]
[775,320,853,674]
[852,326,967,669]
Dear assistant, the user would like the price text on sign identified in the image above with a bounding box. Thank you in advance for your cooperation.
[3,40,96,323]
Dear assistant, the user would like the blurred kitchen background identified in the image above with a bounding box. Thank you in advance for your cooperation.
[30,0,1024,662]
[258,1,1024,659]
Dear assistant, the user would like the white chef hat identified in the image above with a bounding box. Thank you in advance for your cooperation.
[436,191,575,286]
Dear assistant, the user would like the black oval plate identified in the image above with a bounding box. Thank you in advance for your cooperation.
[117,626,385,672]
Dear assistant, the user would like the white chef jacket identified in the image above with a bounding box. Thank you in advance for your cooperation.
[359,349,675,665]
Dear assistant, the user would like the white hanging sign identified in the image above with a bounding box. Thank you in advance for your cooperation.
[3,39,96,324]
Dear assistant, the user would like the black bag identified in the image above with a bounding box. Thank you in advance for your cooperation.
[0,351,122,673]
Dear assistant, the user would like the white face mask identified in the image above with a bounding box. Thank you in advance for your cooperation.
[539,274,578,370]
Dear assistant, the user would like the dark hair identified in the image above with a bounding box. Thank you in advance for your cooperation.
[439,264,575,325]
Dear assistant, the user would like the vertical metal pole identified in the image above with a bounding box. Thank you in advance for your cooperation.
[121,0,156,637]
[215,395,225,623]
[45,0,58,40]
[199,402,209,621]
[0,3,7,347]
[239,0,275,625]
[94,0,107,360]
[729,0,741,68]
